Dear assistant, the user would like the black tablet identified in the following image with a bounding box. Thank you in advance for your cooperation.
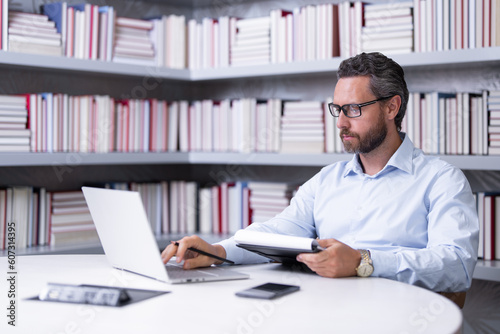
[236,242,323,264]
[234,230,324,265]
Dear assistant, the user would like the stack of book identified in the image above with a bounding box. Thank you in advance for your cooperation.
[151,14,186,69]
[270,9,293,63]
[188,16,231,69]
[0,95,29,152]
[361,1,414,55]
[50,191,98,246]
[0,187,52,250]
[247,182,295,224]
[230,16,271,66]
[476,191,500,260]
[168,181,197,235]
[338,1,363,58]
[290,4,340,62]
[8,11,62,56]
[42,2,113,60]
[280,100,325,154]
[405,91,489,155]
[187,18,203,69]
[65,3,98,59]
[2,187,32,249]
[488,91,500,155]
[28,94,115,153]
[96,6,115,61]
[129,182,170,236]
[115,99,181,153]
[254,99,282,153]
[199,182,224,235]
[229,98,257,153]
[414,0,498,51]
[69,4,100,60]
[113,16,155,65]
[115,99,151,153]
[469,92,489,155]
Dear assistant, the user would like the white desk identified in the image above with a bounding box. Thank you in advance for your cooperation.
[1,255,462,334]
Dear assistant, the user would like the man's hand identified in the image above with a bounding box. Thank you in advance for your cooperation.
[161,235,227,269]
[296,239,361,278]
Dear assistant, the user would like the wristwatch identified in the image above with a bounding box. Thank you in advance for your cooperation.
[356,249,374,277]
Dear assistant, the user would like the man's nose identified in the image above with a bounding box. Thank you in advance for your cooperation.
[336,111,349,129]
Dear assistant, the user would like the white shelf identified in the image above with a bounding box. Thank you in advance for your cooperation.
[473,260,500,282]
[0,51,190,80]
[0,152,190,167]
[436,155,500,170]
[2,48,500,82]
[1,151,500,169]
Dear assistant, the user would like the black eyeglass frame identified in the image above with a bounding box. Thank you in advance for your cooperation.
[328,96,394,118]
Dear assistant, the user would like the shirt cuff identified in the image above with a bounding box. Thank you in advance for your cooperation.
[370,249,398,278]
[216,236,270,265]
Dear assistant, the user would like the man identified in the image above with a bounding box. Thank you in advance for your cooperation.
[162,52,479,293]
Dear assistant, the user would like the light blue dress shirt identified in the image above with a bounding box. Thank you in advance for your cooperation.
[218,133,479,292]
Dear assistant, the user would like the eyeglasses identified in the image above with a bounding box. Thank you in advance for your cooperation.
[328,96,393,118]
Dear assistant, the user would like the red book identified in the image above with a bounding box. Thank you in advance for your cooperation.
[66,7,74,57]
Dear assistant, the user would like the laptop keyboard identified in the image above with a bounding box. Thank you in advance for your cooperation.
[165,263,217,279]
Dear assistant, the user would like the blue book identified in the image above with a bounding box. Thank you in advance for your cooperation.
[42,2,67,34]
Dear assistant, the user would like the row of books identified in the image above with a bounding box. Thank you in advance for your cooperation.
[0,180,297,250]
[21,94,284,154]
[7,11,63,56]
[0,94,30,152]
[2,182,499,259]
[360,2,414,55]
[414,0,500,53]
[403,91,495,155]
[477,192,500,260]
[487,91,500,155]
[106,181,296,237]
[2,90,498,155]
[1,1,499,68]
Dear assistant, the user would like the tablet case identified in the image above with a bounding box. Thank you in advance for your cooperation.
[236,242,322,265]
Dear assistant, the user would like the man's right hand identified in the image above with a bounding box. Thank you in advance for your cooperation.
[161,235,227,269]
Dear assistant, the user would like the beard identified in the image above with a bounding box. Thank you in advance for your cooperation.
[340,114,388,154]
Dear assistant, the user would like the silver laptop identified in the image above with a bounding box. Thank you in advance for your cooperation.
[81,186,249,284]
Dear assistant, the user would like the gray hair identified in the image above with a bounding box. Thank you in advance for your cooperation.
[337,52,409,132]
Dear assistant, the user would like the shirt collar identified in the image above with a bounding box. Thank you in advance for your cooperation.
[343,132,414,177]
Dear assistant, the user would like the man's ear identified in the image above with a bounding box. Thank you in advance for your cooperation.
[385,95,401,121]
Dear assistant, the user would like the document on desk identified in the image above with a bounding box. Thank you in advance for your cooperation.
[27,283,170,307]
[234,230,324,264]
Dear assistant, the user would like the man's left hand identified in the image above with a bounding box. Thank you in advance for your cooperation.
[296,239,362,278]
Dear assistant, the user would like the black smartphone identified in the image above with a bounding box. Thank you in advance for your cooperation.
[235,283,300,299]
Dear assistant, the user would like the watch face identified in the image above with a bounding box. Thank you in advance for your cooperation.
[357,264,374,277]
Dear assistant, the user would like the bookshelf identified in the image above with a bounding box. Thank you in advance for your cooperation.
[0,0,499,284]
